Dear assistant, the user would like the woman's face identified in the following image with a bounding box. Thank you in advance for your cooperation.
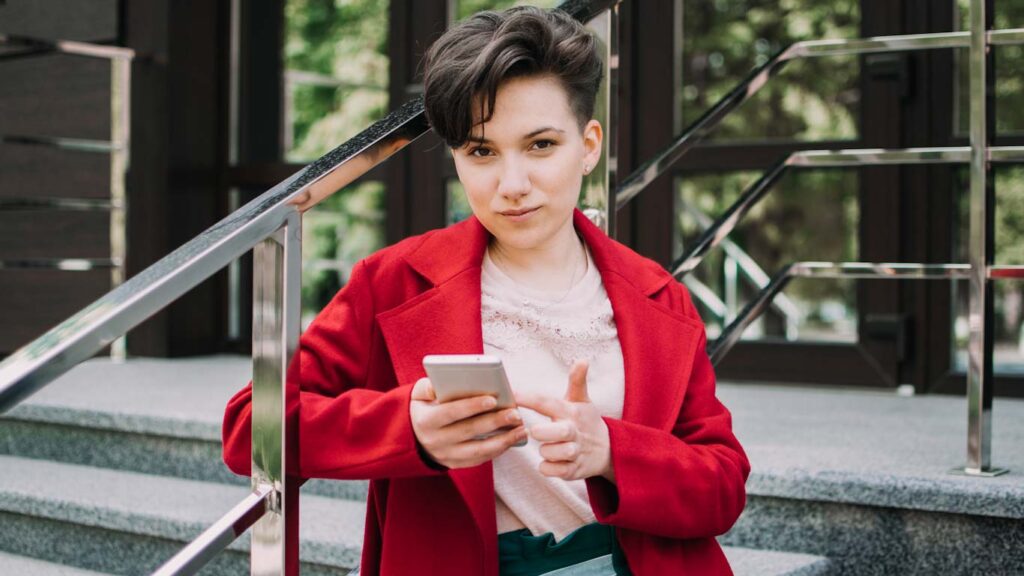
[452,74,602,252]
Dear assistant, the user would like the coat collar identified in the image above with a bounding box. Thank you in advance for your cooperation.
[401,209,672,297]
[376,209,703,561]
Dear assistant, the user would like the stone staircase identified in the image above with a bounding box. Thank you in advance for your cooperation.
[1,355,1021,575]
[718,384,1024,575]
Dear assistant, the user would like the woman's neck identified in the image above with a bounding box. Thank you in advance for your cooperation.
[488,226,586,292]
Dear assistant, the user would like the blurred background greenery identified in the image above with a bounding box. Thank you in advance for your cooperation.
[675,0,860,342]
[284,0,389,325]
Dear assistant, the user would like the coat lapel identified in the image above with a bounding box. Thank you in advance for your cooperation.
[374,211,706,559]
[376,219,498,552]
[600,272,703,429]
[575,211,705,430]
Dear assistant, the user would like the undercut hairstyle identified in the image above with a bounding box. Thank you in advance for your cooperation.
[422,6,604,148]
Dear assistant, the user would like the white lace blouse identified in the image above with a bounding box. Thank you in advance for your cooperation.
[482,244,626,541]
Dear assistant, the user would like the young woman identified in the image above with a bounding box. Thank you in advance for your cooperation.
[223,7,749,575]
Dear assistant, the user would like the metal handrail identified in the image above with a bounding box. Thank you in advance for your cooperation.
[670,146,1024,280]
[0,134,121,153]
[151,486,272,576]
[0,96,428,411]
[709,262,1023,366]
[611,28,1024,210]
[654,10,1023,478]
[610,27,1021,345]
[0,33,133,357]
[678,200,802,335]
[0,100,427,573]
[0,33,135,60]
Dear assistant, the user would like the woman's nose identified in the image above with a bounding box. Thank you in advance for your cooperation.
[497,159,531,200]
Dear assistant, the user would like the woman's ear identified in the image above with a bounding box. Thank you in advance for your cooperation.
[582,119,603,174]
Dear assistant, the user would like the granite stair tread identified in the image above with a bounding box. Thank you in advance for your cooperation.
[5,356,1024,574]
[0,355,366,501]
[2,356,252,440]
[0,453,832,576]
[719,382,1024,519]
[0,455,365,569]
[6,356,1024,519]
[0,551,113,576]
[723,546,830,576]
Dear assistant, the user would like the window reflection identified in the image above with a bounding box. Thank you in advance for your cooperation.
[284,0,389,162]
[283,0,390,324]
[677,0,860,141]
[454,0,561,22]
[301,181,385,327]
[675,170,859,342]
[447,179,474,225]
[953,0,1024,136]
[952,167,1024,374]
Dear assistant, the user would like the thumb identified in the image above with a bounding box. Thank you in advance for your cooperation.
[411,377,436,402]
[565,359,590,403]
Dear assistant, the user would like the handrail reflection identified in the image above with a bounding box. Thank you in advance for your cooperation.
[151,486,272,576]
[708,261,1023,366]
[612,28,1024,210]
[670,146,1024,280]
[0,33,135,60]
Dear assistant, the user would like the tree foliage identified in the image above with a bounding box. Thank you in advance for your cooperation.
[284,0,389,320]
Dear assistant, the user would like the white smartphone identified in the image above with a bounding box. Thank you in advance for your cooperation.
[422,354,526,446]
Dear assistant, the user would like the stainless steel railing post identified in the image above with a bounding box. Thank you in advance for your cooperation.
[110,52,132,361]
[251,210,303,574]
[961,0,1007,477]
[582,1,620,235]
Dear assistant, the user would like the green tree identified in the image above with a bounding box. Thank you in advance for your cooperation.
[284,0,389,319]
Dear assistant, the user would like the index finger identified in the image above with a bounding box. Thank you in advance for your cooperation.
[419,394,498,429]
[514,391,570,420]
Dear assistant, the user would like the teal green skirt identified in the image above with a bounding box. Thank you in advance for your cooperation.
[498,523,632,576]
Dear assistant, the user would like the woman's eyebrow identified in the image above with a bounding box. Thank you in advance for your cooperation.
[465,126,565,145]
[524,127,565,139]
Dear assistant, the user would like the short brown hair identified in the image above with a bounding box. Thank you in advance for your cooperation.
[422,6,603,148]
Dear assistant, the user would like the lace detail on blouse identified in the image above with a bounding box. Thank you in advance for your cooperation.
[481,297,618,366]
[480,245,619,367]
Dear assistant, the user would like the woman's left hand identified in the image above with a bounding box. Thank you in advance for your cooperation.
[515,360,616,484]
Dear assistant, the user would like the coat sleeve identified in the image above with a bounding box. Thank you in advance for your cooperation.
[222,259,443,480]
[585,287,750,540]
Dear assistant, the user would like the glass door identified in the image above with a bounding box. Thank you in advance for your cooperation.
[665,0,904,387]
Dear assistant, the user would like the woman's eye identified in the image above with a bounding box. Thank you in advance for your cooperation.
[532,139,555,150]
[469,147,493,158]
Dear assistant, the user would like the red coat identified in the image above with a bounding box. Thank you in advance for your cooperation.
[223,210,749,575]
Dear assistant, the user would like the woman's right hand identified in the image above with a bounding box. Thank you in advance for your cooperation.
[410,377,527,469]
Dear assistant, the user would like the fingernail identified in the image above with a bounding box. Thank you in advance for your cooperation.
[507,410,521,423]
[483,397,497,409]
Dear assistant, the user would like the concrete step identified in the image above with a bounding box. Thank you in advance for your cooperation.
[0,356,366,501]
[718,382,1024,576]
[0,455,364,576]
[724,547,830,576]
[0,453,829,576]
[7,356,1024,574]
[0,551,112,576]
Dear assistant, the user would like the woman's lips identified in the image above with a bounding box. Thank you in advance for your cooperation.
[499,206,540,221]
